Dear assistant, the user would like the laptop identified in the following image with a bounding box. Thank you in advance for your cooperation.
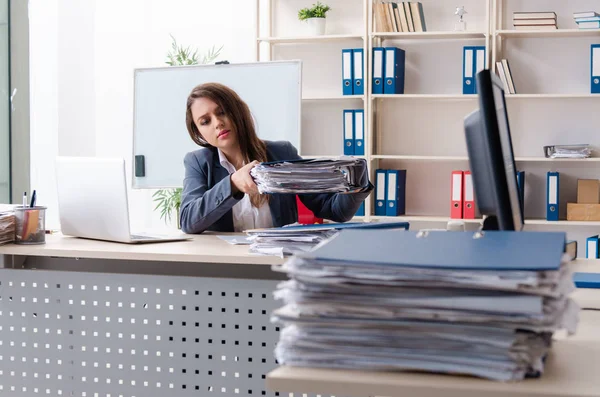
[55,156,190,244]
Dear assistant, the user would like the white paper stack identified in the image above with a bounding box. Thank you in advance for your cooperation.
[271,229,579,381]
[0,205,18,245]
[250,157,368,194]
[246,222,409,257]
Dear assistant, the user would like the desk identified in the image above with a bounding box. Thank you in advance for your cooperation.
[0,233,294,397]
[266,261,600,397]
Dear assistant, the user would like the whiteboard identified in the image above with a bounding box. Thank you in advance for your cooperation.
[132,61,302,188]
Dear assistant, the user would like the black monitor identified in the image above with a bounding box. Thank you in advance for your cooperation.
[464,69,524,231]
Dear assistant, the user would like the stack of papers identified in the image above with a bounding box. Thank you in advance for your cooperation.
[543,144,592,159]
[246,221,409,257]
[271,230,579,381]
[250,157,368,194]
[0,205,18,245]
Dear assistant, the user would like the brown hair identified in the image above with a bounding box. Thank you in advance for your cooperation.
[185,82,268,208]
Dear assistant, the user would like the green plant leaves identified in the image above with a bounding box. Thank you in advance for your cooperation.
[298,1,331,21]
[155,36,224,225]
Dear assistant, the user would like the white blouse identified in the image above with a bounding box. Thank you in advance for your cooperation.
[218,149,273,232]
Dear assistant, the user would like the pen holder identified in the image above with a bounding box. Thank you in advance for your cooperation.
[14,206,47,245]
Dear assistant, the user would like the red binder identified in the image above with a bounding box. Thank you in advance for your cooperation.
[450,171,464,219]
[296,196,323,225]
[463,170,476,219]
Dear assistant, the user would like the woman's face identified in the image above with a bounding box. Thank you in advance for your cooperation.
[190,97,237,150]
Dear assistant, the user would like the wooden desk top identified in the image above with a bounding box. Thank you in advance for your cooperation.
[0,233,284,265]
[267,310,600,397]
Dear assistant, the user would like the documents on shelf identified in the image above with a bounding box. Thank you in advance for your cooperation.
[271,229,579,381]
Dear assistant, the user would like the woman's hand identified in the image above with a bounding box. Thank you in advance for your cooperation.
[231,160,260,195]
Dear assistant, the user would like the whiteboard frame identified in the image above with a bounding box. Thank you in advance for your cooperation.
[131,60,303,189]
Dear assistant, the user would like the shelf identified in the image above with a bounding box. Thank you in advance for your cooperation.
[496,29,600,38]
[372,94,476,100]
[525,219,600,226]
[506,94,600,99]
[301,154,366,159]
[372,155,469,161]
[372,216,600,227]
[371,215,483,224]
[371,94,600,100]
[371,155,600,162]
[303,95,364,101]
[515,157,600,162]
[371,31,486,40]
[257,34,364,44]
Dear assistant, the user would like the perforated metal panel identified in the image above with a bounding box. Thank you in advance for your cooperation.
[0,268,345,397]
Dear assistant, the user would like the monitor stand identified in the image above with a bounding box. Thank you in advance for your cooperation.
[481,215,499,231]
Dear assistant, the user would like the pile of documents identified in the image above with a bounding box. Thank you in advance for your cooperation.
[0,205,17,245]
[271,230,579,381]
[543,144,592,159]
[250,157,368,194]
[246,221,409,257]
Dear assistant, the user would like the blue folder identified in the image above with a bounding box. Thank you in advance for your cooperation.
[573,272,600,288]
[546,171,559,221]
[383,47,406,94]
[300,230,567,271]
[592,44,600,94]
[342,48,354,95]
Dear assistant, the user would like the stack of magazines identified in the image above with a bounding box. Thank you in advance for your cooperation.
[246,221,409,257]
[271,229,579,381]
[250,157,369,194]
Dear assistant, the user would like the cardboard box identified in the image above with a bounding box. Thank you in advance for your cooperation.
[567,203,600,221]
[577,179,600,204]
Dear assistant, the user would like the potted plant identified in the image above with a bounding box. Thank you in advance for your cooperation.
[298,2,331,36]
[152,35,223,229]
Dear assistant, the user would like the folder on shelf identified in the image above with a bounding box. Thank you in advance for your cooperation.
[403,2,415,32]
[397,2,410,32]
[463,170,475,219]
[451,170,464,219]
[375,169,388,216]
[516,171,525,216]
[354,109,365,156]
[343,109,354,155]
[342,48,354,95]
[411,2,427,32]
[592,44,600,94]
[384,47,406,94]
[386,169,407,217]
[586,235,599,259]
[355,201,365,217]
[353,48,364,95]
[475,47,486,84]
[546,171,560,221]
[372,47,385,94]
[463,47,475,94]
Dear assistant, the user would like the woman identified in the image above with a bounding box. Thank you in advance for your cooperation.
[180,82,372,234]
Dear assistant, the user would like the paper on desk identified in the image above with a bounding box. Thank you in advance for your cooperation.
[217,235,252,245]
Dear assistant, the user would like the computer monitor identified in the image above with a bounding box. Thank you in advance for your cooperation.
[464,69,524,231]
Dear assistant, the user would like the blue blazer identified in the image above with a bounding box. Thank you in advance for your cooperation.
[180,140,372,234]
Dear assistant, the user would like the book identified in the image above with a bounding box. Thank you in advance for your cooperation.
[513,11,557,20]
[573,11,600,19]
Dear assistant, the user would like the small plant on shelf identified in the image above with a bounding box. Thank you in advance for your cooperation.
[298,2,331,35]
[297,1,331,20]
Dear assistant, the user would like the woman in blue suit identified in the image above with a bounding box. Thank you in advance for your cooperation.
[180,82,372,234]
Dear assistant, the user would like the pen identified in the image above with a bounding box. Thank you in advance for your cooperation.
[22,191,27,208]
[30,190,37,208]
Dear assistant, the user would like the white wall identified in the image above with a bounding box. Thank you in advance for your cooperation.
[30,0,256,231]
